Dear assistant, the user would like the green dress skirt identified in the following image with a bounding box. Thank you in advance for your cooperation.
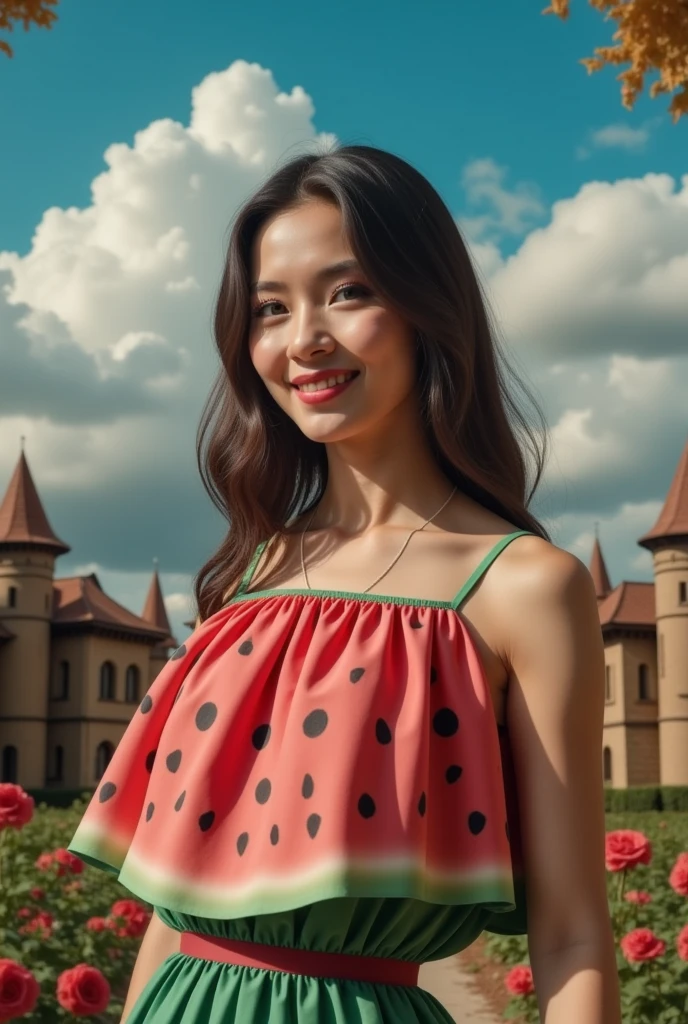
[124,896,492,1023]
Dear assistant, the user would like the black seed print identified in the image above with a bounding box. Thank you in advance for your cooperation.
[255,778,271,804]
[195,702,217,731]
[140,694,153,714]
[98,782,116,803]
[350,667,365,683]
[358,794,376,819]
[446,764,463,784]
[410,617,423,629]
[270,824,279,846]
[418,792,427,816]
[166,750,182,772]
[146,802,155,822]
[238,639,254,656]
[145,749,157,773]
[189,651,203,670]
[174,791,186,812]
[430,666,438,684]
[375,718,392,745]
[199,811,215,832]
[173,684,184,705]
[302,774,314,799]
[468,811,486,835]
[303,709,328,738]
[171,644,187,661]
[306,814,321,838]
[433,708,459,737]
[252,724,271,750]
[505,821,510,842]
[237,832,249,856]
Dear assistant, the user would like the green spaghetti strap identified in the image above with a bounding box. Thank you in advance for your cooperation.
[450,530,535,611]
[235,539,271,598]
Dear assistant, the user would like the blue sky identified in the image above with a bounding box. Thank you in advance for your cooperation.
[0,0,686,642]
[1,0,684,257]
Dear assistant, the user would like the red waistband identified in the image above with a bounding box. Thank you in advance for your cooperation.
[179,932,420,987]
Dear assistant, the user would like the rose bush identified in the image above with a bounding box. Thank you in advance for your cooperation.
[0,784,153,1021]
[485,812,688,1023]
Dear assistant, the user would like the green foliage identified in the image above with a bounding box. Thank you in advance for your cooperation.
[485,812,688,1023]
[603,786,688,813]
[0,798,153,1021]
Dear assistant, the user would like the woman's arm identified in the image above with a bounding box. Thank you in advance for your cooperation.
[120,912,181,1023]
[501,539,621,1024]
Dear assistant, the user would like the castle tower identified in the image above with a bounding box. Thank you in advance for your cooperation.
[638,437,688,786]
[590,523,612,601]
[141,558,177,688]
[0,444,70,788]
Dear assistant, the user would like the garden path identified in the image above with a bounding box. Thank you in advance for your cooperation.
[419,955,499,1023]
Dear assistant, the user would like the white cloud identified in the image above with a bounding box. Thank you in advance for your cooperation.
[591,123,650,151]
[458,158,546,242]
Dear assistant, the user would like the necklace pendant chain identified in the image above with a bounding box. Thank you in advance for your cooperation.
[300,486,457,593]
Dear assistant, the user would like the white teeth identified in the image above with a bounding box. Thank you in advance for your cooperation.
[297,373,356,393]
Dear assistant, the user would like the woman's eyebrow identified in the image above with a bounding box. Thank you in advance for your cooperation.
[249,259,362,295]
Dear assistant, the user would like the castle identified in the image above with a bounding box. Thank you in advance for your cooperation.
[1,439,687,792]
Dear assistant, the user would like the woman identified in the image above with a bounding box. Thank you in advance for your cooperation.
[68,144,621,1023]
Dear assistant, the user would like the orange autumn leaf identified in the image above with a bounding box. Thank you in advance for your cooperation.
[543,0,688,121]
[0,0,59,58]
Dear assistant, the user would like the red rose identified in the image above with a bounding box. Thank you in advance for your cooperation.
[16,908,32,920]
[110,899,143,919]
[677,925,688,962]
[53,848,84,876]
[620,927,666,962]
[35,852,54,871]
[0,958,40,1022]
[56,964,110,1016]
[19,911,53,939]
[30,887,45,900]
[504,965,535,996]
[624,890,652,905]
[85,917,109,932]
[0,784,34,831]
[605,830,652,872]
[670,853,688,897]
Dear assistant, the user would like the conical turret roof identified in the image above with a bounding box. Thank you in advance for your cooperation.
[0,449,70,556]
[638,437,688,550]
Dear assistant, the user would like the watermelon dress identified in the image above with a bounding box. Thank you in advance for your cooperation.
[68,530,532,1024]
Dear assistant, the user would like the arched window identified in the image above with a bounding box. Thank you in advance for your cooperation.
[52,660,69,700]
[125,665,140,703]
[8,586,16,609]
[638,663,650,701]
[99,661,116,701]
[603,746,612,784]
[95,741,114,781]
[1,745,17,782]
[54,745,64,781]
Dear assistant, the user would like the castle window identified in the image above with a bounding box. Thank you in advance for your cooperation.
[603,746,612,784]
[48,745,64,782]
[8,587,16,609]
[95,741,114,781]
[605,664,613,702]
[680,581,687,605]
[638,663,650,701]
[125,665,140,703]
[51,661,70,701]
[99,661,116,701]
[1,745,18,783]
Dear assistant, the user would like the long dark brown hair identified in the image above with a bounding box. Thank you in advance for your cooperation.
[193,143,551,624]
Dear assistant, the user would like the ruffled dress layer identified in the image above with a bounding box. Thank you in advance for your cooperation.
[68,531,531,1023]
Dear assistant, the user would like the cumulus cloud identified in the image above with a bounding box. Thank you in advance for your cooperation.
[458,158,546,242]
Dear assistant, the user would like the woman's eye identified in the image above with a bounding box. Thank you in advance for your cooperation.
[252,283,369,319]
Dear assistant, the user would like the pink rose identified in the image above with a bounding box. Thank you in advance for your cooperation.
[605,830,652,872]
[670,853,688,897]
[676,925,688,962]
[621,928,666,962]
[624,890,652,905]
[85,917,109,932]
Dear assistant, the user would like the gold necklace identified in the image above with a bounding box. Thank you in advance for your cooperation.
[300,486,457,594]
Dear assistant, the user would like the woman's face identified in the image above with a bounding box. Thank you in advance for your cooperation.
[247,198,419,447]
